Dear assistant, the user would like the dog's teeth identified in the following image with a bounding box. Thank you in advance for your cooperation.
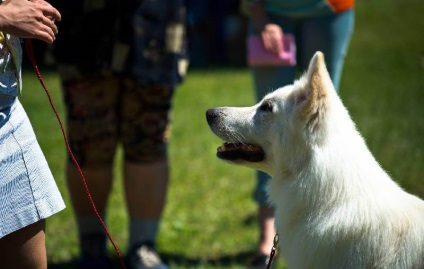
[222,142,235,151]
[242,144,259,151]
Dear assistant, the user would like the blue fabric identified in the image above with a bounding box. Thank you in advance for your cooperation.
[264,0,334,17]
[0,34,22,96]
[251,9,354,205]
[0,97,65,238]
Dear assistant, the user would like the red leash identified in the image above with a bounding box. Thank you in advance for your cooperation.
[24,39,127,269]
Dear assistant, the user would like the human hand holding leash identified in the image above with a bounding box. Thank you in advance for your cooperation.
[0,0,61,43]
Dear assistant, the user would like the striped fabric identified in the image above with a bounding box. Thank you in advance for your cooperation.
[0,98,65,238]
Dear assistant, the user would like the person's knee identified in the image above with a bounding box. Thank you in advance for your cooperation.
[121,84,174,163]
[124,140,169,163]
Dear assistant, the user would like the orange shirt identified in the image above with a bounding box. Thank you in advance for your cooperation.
[327,0,355,12]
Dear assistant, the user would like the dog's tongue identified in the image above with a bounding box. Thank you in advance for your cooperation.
[217,142,265,162]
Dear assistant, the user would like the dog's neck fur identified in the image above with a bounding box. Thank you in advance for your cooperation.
[268,124,424,268]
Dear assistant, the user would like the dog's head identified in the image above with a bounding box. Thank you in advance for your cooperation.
[206,51,347,176]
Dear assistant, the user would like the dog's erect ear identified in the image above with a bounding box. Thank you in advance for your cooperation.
[297,51,334,129]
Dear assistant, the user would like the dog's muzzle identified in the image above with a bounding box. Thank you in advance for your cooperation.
[206,108,265,163]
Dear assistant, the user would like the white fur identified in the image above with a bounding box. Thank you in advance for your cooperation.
[207,52,424,269]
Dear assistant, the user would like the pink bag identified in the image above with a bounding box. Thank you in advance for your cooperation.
[247,34,296,66]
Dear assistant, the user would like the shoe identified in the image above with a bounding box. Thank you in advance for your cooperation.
[126,243,168,269]
[77,233,113,269]
[248,254,271,269]
[77,255,113,269]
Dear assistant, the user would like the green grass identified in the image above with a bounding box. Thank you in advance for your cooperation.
[18,0,424,268]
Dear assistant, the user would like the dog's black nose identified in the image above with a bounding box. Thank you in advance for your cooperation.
[206,108,219,125]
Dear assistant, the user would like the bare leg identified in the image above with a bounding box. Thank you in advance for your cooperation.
[0,220,47,269]
[66,163,113,261]
[124,160,169,219]
[66,163,113,216]
[258,205,276,255]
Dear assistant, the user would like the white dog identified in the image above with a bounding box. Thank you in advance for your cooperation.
[206,52,424,269]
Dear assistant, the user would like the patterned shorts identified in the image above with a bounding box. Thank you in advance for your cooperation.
[61,73,174,167]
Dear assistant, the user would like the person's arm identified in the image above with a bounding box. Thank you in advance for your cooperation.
[248,0,284,54]
[249,0,268,32]
[0,0,61,43]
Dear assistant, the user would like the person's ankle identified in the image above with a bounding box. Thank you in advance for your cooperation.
[258,245,273,256]
[80,233,108,258]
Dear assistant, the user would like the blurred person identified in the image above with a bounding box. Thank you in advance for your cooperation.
[245,0,354,267]
[51,0,188,268]
[186,0,247,67]
[0,0,65,268]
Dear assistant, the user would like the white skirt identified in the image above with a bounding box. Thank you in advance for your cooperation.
[0,96,65,238]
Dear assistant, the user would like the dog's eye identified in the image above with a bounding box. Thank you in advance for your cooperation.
[259,101,274,112]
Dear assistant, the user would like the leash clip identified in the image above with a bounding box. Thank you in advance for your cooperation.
[266,233,279,269]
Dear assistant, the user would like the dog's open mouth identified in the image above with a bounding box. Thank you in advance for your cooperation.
[217,142,265,162]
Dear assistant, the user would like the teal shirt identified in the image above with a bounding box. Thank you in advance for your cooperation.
[264,0,336,17]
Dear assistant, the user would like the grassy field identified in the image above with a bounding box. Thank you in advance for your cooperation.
[18,0,423,268]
